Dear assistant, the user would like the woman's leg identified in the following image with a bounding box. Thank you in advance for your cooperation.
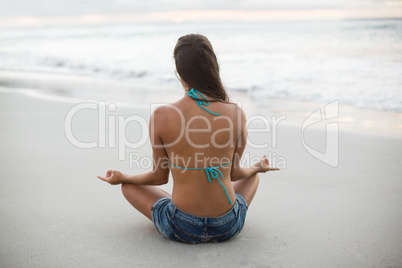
[232,173,259,206]
[121,184,170,221]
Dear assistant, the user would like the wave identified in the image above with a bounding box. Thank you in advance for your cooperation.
[0,19,401,113]
[0,54,150,81]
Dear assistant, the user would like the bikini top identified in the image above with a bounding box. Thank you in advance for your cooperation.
[168,88,233,205]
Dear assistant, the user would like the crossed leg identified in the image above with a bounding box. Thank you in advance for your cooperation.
[121,184,170,221]
[121,173,259,221]
[232,173,259,206]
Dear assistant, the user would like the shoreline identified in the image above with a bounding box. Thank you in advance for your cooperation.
[1,69,401,139]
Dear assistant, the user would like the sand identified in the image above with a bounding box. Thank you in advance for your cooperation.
[0,89,401,267]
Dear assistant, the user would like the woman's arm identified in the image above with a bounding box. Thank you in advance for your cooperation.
[97,107,170,185]
[230,107,279,182]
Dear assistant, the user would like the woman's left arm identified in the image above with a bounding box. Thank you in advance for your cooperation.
[97,108,170,185]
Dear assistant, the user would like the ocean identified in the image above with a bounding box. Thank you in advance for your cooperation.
[0,19,401,112]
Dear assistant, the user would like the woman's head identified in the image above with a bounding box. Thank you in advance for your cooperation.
[174,34,229,102]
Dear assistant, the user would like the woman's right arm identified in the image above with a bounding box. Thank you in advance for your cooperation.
[230,107,279,181]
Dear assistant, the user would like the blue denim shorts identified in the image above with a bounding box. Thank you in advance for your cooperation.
[151,193,248,244]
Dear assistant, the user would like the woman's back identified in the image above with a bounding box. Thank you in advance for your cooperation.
[154,93,243,216]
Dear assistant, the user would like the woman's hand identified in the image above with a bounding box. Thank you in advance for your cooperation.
[254,155,280,173]
[97,169,126,185]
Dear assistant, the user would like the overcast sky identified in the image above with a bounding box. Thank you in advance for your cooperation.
[0,0,400,17]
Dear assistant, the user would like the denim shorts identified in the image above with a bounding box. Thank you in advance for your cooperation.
[151,193,248,244]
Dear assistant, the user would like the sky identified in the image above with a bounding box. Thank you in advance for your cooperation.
[0,0,401,26]
[0,0,401,16]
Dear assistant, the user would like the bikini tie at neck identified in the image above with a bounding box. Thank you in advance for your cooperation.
[188,88,220,116]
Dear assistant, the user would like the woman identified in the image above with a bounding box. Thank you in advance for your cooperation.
[98,34,279,243]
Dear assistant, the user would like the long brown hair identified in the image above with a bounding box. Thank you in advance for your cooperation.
[174,34,229,102]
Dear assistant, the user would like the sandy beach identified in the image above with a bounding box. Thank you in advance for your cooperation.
[0,83,401,267]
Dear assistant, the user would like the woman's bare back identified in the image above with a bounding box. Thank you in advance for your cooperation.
[154,94,243,216]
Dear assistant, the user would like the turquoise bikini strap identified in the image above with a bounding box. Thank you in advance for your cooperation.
[168,160,233,205]
[205,166,233,205]
[188,88,220,116]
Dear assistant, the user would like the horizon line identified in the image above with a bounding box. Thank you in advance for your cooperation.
[0,9,401,27]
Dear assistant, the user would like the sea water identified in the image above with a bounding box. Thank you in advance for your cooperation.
[0,19,401,112]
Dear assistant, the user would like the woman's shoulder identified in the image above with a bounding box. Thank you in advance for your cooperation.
[151,100,183,122]
[223,101,246,118]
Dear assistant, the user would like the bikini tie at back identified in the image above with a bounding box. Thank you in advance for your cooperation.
[169,161,233,205]
[205,166,233,205]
